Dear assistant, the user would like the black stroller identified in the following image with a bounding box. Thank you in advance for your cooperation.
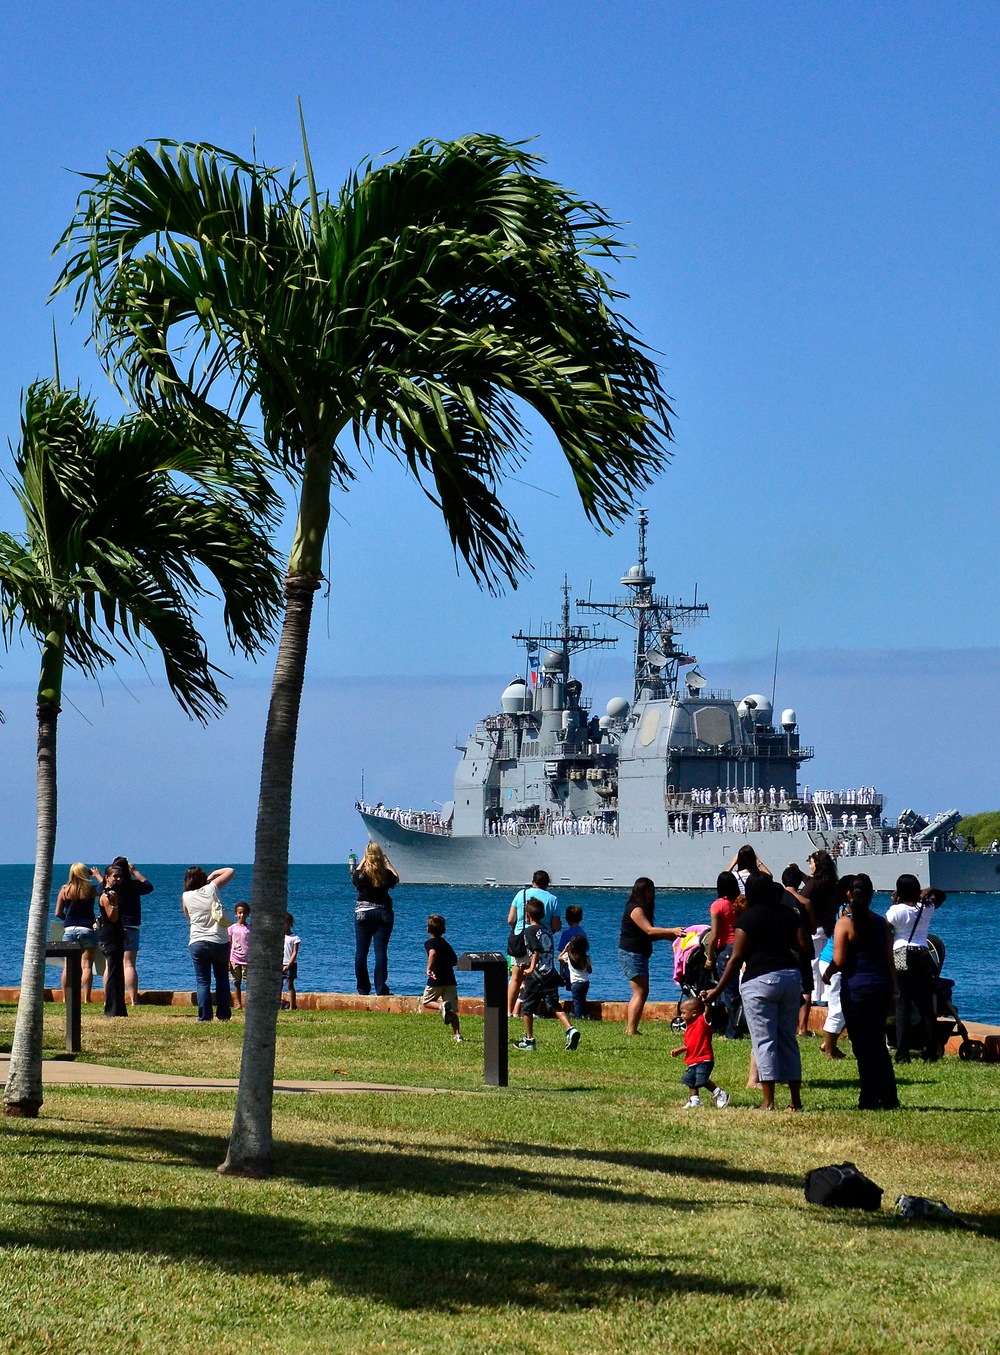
[927,935,980,1060]
[670,925,726,1034]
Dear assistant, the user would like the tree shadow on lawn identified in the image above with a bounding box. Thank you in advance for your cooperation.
[20,1120,800,1200]
[0,1200,781,1309]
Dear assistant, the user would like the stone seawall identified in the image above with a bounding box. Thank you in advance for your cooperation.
[2,986,998,1058]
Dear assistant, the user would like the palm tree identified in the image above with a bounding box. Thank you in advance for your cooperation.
[56,128,674,1173]
[1,379,281,1116]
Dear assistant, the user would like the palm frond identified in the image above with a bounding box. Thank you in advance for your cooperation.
[55,132,674,590]
[0,381,283,720]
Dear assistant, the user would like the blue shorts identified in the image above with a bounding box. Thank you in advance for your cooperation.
[618,948,649,981]
[682,1059,715,1089]
[124,926,141,953]
[62,925,98,947]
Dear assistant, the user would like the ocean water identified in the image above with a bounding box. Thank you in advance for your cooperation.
[1,864,995,1026]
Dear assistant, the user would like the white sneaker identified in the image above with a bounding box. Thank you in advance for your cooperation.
[712,1088,730,1108]
[683,1095,702,1109]
[453,1033,464,1043]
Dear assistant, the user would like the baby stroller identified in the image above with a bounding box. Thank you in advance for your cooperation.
[927,935,980,1059]
[670,925,725,1033]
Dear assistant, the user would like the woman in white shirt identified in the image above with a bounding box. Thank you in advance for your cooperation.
[885,874,941,1063]
[182,866,235,1022]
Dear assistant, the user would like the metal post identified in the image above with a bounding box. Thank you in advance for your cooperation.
[64,949,82,1053]
[457,951,508,1087]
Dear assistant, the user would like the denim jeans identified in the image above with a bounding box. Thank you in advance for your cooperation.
[740,968,802,1083]
[189,940,232,1021]
[714,943,743,1038]
[570,980,590,1019]
[355,906,394,995]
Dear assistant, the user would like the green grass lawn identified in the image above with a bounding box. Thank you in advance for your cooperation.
[2,1003,999,1354]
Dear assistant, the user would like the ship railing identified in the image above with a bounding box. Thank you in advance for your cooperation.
[356,803,453,836]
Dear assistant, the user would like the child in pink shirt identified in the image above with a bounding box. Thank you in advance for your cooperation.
[228,902,251,1010]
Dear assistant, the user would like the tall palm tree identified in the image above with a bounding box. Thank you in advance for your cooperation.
[56,128,674,1173]
[1,379,281,1116]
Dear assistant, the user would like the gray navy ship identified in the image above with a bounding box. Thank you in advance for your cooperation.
[359,511,1000,891]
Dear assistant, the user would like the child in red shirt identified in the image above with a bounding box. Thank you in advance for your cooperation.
[671,996,729,1108]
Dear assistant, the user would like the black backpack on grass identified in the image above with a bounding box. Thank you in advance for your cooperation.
[804,1162,883,1211]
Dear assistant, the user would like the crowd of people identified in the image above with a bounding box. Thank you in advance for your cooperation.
[49,841,951,1110]
[496,845,947,1109]
[50,858,301,1021]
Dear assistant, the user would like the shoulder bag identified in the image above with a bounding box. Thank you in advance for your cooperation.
[893,900,926,972]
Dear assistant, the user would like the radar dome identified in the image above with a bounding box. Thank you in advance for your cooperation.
[598,715,612,731]
[740,694,773,725]
[606,696,630,720]
[781,708,797,730]
[500,678,530,714]
[627,565,642,579]
[542,649,565,673]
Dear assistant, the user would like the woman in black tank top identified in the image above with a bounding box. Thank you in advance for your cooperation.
[617,878,683,1036]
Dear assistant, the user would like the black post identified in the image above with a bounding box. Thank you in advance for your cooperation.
[44,943,84,1054]
[64,950,82,1053]
[457,951,508,1087]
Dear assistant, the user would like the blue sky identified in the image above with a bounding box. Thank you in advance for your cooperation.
[0,2,998,858]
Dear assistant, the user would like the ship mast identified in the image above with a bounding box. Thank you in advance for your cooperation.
[512,576,616,675]
[577,509,709,702]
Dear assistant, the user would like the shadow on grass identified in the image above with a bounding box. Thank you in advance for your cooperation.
[13,1119,801,1200]
[0,1199,781,1308]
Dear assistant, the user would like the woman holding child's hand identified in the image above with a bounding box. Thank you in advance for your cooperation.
[617,877,684,1036]
[704,871,808,1111]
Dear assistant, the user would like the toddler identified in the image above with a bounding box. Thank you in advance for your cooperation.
[671,996,729,1108]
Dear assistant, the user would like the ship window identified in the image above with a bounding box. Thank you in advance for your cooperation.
[639,708,661,746]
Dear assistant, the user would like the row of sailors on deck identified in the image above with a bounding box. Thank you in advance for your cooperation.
[687,786,791,807]
[813,786,880,805]
[548,815,615,835]
[826,812,877,830]
[356,802,449,833]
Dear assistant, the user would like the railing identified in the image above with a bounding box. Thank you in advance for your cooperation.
[357,803,452,836]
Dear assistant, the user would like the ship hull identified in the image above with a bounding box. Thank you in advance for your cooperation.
[361,814,1000,892]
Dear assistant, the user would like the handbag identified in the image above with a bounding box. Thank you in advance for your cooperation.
[805,1162,883,1211]
[893,899,926,972]
[210,893,234,928]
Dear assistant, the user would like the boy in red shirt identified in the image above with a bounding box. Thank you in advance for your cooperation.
[671,996,729,1108]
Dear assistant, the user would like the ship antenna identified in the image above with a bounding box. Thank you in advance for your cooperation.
[637,507,648,576]
[770,629,781,708]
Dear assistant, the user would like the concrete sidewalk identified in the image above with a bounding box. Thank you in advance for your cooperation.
[0,1055,445,1096]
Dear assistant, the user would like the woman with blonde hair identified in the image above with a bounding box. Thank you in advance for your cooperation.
[351,842,399,995]
[54,862,101,1003]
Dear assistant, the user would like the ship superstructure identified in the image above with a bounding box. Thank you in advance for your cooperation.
[359,514,1000,891]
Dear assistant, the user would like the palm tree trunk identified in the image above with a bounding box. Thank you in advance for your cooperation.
[4,628,64,1116]
[219,569,320,1175]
